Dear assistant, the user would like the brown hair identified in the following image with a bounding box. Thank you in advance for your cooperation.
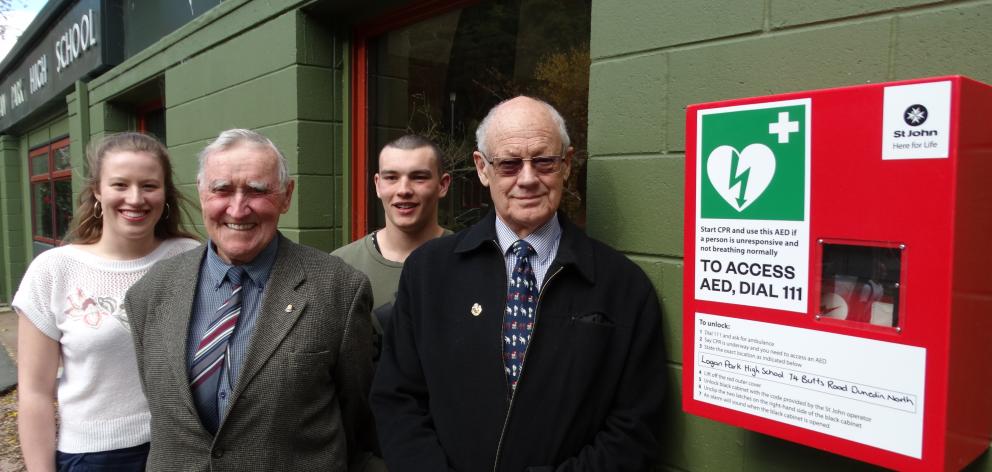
[68,132,199,244]
[382,134,445,174]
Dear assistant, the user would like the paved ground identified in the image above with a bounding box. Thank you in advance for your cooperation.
[0,307,25,471]
[0,309,16,392]
[0,308,15,359]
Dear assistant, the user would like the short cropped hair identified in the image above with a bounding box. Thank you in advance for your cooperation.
[382,134,444,174]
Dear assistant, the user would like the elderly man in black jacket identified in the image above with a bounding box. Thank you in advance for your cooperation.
[371,96,667,471]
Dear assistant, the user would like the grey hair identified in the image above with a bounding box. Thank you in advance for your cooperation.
[196,129,289,190]
[475,96,571,155]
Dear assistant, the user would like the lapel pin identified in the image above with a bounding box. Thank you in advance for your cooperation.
[285,304,294,313]
[471,303,482,317]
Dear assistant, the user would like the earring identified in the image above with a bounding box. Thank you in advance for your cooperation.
[93,201,103,219]
[163,203,171,220]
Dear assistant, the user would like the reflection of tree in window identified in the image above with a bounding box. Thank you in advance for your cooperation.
[367,0,590,231]
[55,180,73,240]
[33,183,53,239]
[55,146,72,170]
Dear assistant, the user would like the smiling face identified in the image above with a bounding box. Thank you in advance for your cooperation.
[374,145,450,234]
[94,150,166,245]
[198,144,294,265]
[474,97,572,237]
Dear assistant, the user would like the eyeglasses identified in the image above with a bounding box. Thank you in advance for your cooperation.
[479,152,564,177]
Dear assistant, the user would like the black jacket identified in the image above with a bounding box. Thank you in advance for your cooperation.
[371,212,667,471]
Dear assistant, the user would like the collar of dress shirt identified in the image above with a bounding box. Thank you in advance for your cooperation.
[204,235,280,290]
[495,213,561,266]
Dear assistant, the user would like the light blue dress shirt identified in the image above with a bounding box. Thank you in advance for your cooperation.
[495,213,562,289]
[187,236,278,428]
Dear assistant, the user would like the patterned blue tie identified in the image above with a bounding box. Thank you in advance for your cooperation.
[504,240,538,391]
[190,266,244,433]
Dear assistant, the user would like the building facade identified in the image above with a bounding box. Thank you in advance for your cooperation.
[0,0,989,469]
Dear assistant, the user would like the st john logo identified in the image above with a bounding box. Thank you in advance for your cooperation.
[903,104,928,126]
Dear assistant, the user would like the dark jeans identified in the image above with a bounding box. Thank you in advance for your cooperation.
[56,443,149,472]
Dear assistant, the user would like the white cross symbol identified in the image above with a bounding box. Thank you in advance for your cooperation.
[768,111,799,144]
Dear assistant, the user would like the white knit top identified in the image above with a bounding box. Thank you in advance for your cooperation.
[12,238,201,453]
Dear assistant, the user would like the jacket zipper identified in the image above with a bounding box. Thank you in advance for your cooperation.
[492,260,564,472]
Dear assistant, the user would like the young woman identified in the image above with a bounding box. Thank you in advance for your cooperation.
[14,132,200,471]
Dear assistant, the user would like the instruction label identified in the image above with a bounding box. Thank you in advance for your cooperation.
[695,99,811,313]
[693,313,926,458]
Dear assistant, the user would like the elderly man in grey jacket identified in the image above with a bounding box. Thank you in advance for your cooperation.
[127,129,381,471]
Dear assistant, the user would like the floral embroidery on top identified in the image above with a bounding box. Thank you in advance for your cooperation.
[64,287,123,329]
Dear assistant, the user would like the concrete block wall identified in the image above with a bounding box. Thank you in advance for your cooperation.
[83,0,345,251]
[586,1,992,470]
[0,136,21,301]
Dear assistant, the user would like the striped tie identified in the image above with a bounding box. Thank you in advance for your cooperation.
[190,266,244,432]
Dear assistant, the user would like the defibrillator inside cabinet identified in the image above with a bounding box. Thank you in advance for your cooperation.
[682,76,992,471]
[815,240,904,330]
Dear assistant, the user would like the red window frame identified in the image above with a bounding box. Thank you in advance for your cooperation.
[29,137,72,246]
[349,0,479,240]
[136,98,164,133]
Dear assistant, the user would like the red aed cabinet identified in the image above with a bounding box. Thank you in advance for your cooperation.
[682,76,992,471]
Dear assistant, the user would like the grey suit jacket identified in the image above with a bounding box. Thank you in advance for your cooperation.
[125,235,379,471]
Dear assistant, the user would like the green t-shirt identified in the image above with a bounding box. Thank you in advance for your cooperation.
[333,229,452,361]
[331,232,404,312]
[331,229,454,311]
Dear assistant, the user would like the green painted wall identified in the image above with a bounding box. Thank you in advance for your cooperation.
[67,81,91,214]
[587,1,992,470]
[83,0,347,251]
[0,135,20,302]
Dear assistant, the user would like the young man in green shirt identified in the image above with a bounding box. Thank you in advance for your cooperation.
[332,135,451,339]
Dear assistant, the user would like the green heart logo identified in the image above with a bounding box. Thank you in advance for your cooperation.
[706,143,776,212]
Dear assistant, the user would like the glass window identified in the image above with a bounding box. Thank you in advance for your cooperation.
[54,179,74,240]
[138,105,166,143]
[362,0,590,233]
[54,146,72,171]
[818,242,902,328]
[31,153,49,175]
[29,138,72,251]
[31,182,53,240]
